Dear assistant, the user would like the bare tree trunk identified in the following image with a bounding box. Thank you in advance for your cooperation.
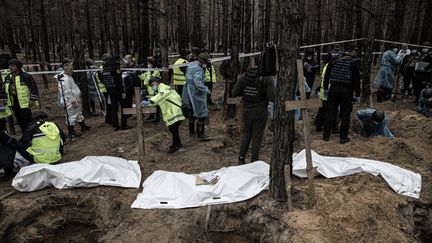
[122,0,130,54]
[222,0,229,52]
[72,0,90,116]
[177,0,188,49]
[242,0,252,72]
[192,0,202,47]
[269,0,304,201]
[85,0,94,59]
[111,0,120,55]
[159,0,169,83]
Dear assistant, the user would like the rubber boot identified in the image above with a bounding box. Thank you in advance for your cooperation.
[188,121,195,137]
[68,125,79,140]
[78,121,91,132]
[196,122,210,141]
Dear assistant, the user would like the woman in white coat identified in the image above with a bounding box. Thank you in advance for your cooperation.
[58,62,90,139]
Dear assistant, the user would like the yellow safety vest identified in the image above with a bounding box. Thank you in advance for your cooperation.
[0,69,12,118]
[5,75,32,109]
[97,65,107,93]
[26,121,62,164]
[139,70,161,96]
[173,58,188,85]
[319,64,329,101]
[150,83,185,126]
[205,64,217,83]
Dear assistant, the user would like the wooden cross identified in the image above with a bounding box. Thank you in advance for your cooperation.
[285,59,322,208]
[122,87,156,162]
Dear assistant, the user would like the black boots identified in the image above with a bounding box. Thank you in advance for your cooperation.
[68,126,79,140]
[196,122,210,141]
[188,121,195,137]
[78,121,91,132]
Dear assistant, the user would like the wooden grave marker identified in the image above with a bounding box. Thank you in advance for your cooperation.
[122,87,157,162]
[285,59,322,208]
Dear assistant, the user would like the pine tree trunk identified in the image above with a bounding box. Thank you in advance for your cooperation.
[159,0,169,83]
[85,0,94,59]
[72,0,90,116]
[269,0,304,201]
[222,0,229,52]
[192,0,202,47]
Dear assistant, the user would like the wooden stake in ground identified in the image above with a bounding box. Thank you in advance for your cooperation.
[122,87,156,162]
[285,59,321,208]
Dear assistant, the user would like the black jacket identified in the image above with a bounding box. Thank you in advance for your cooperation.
[5,71,39,101]
[232,67,275,112]
[324,52,361,96]
[102,59,124,94]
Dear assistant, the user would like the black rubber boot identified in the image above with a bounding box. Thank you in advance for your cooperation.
[68,126,80,140]
[78,121,91,132]
[197,122,210,141]
[188,121,195,137]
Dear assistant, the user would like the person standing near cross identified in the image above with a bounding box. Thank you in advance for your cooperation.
[322,44,361,144]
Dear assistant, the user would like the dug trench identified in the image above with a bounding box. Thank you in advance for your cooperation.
[0,79,431,242]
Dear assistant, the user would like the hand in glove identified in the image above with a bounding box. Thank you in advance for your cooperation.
[141,100,151,107]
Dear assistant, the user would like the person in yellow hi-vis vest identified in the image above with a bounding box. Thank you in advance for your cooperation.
[204,60,217,105]
[139,58,161,122]
[172,49,190,96]
[0,54,12,131]
[20,110,66,164]
[4,59,39,133]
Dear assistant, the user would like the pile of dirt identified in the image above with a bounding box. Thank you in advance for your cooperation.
[1,77,431,242]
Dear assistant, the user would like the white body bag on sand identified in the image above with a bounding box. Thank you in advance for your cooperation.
[132,150,421,209]
[292,150,421,199]
[12,156,141,192]
[131,161,269,209]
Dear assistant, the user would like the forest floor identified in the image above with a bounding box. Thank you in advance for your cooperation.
[0,71,431,242]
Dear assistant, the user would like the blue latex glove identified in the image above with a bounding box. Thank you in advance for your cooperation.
[141,100,151,107]
[352,96,360,104]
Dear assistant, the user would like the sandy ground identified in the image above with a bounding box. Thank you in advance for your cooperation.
[0,72,431,242]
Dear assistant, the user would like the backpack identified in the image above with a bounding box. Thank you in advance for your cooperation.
[243,77,264,103]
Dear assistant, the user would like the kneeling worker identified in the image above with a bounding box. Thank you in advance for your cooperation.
[20,110,66,164]
[141,77,185,154]
[418,88,432,118]
[356,109,393,138]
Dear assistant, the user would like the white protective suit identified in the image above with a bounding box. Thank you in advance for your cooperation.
[58,74,84,125]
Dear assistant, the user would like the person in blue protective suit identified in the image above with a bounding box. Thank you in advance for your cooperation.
[374,45,405,102]
[182,52,211,141]
[356,109,393,138]
[418,88,432,118]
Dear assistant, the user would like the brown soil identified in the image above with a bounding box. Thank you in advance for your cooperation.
[0,73,431,242]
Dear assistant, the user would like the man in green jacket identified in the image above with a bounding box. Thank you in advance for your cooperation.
[142,77,185,154]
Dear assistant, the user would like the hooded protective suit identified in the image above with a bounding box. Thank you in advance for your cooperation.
[374,50,403,89]
[182,62,208,118]
[57,74,84,126]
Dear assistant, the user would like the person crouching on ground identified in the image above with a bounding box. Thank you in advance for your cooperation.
[57,62,91,139]
[141,77,185,154]
[356,109,393,138]
[19,110,66,164]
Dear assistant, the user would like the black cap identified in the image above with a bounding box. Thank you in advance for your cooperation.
[8,59,23,69]
[32,110,48,121]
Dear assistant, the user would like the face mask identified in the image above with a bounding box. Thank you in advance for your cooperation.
[152,85,158,92]
[422,48,429,53]
[306,56,313,60]
[393,48,398,52]
[202,63,207,69]
[147,63,153,68]
[412,50,417,54]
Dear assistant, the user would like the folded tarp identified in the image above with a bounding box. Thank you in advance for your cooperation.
[292,150,421,199]
[131,161,269,209]
[12,156,141,192]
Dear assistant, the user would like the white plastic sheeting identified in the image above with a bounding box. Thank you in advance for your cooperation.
[292,150,421,199]
[131,161,269,209]
[12,156,141,192]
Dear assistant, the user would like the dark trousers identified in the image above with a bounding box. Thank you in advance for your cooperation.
[109,93,127,129]
[239,110,268,162]
[11,99,32,133]
[402,68,414,94]
[315,100,338,130]
[0,118,6,131]
[168,120,182,148]
[413,76,427,103]
[324,87,353,140]
[104,93,112,124]
[175,85,184,98]
[205,82,213,103]
[377,86,392,103]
